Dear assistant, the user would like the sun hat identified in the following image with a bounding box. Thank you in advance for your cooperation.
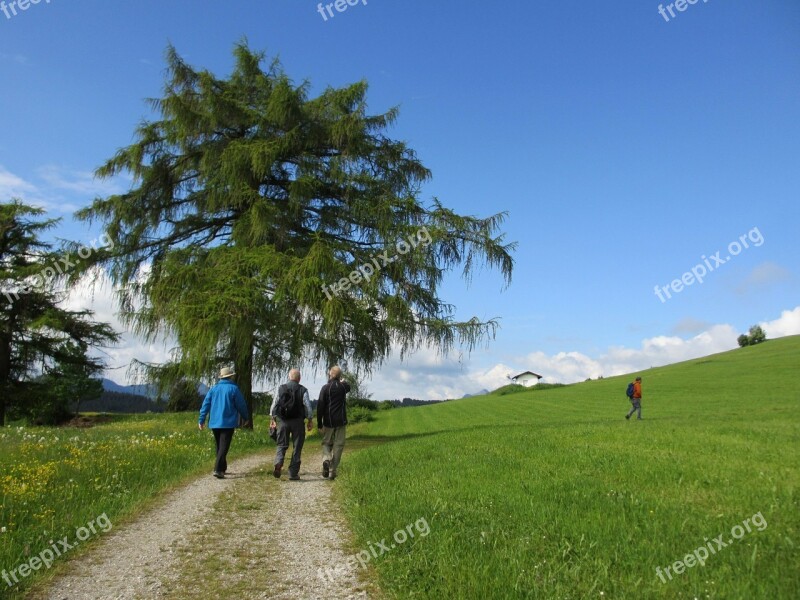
[219,367,236,379]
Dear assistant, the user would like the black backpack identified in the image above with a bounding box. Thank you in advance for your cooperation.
[277,384,305,419]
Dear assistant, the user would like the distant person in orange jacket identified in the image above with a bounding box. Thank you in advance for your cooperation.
[626,376,643,420]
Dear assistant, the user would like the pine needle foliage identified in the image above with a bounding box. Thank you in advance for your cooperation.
[76,43,516,415]
[1,200,119,425]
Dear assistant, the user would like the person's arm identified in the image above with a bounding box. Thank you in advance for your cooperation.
[302,389,313,419]
[317,384,328,430]
[303,389,313,430]
[198,389,212,430]
[341,380,351,394]
[269,386,281,423]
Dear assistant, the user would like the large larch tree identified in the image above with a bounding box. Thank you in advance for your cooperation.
[77,43,516,421]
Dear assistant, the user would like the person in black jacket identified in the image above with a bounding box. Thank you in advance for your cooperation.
[317,365,351,481]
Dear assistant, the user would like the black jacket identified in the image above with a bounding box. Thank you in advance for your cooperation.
[317,378,351,428]
[276,380,308,419]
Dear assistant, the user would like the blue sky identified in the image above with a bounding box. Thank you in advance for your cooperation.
[2,0,798,399]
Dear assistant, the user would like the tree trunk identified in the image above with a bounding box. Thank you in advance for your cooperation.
[234,330,255,429]
[0,318,14,427]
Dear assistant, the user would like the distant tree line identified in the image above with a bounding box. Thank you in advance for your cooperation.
[81,391,165,414]
[393,398,448,407]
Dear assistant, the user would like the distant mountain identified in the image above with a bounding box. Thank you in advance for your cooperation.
[462,389,490,399]
[102,378,208,399]
[102,378,158,398]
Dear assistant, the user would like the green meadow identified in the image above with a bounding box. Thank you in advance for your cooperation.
[340,336,800,599]
[1,338,797,599]
[0,414,278,598]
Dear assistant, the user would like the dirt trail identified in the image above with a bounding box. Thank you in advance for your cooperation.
[30,450,375,600]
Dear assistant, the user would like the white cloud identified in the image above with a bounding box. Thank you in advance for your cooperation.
[760,306,800,338]
[0,165,37,200]
[348,346,475,401]
[521,350,604,383]
[62,269,174,385]
[502,324,737,387]
[0,165,65,211]
[0,164,128,213]
[36,165,127,198]
[473,363,518,391]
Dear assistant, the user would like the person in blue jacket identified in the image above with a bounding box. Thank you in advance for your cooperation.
[198,367,250,479]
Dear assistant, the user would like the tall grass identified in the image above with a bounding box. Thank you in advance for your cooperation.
[339,336,800,599]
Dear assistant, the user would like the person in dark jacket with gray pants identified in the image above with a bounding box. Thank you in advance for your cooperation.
[317,365,350,481]
[270,369,313,480]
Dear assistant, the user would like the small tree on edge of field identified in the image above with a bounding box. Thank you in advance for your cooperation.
[737,324,767,348]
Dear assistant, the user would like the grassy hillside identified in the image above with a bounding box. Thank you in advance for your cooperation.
[339,336,800,599]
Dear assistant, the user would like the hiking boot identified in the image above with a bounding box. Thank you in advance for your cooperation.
[273,463,282,478]
[322,460,330,479]
[328,471,337,481]
[289,473,300,481]
[625,414,630,420]
[213,471,224,479]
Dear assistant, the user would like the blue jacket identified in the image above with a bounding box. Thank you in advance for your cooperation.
[198,379,250,429]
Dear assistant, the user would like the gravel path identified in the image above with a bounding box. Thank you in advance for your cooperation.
[30,449,376,600]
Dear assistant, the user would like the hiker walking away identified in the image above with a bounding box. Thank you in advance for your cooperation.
[199,367,251,479]
[626,376,643,420]
[317,365,350,481]
[269,368,313,480]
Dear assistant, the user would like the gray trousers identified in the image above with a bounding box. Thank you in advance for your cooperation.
[322,426,346,475]
[627,399,642,419]
[275,417,306,476]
